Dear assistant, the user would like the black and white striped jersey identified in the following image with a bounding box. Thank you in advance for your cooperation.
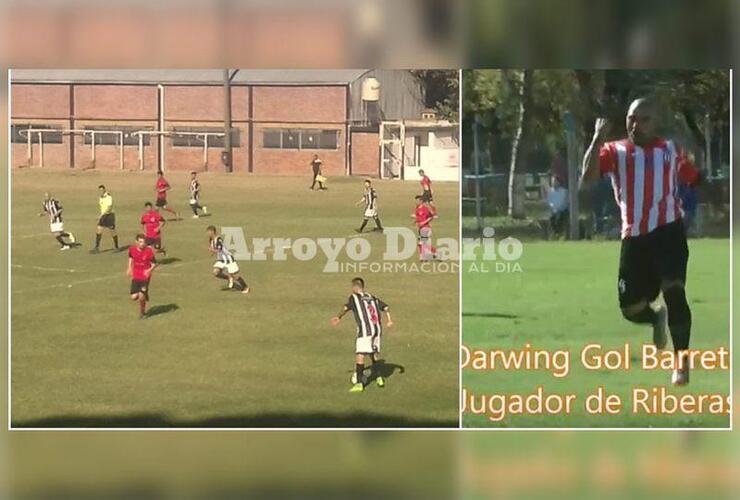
[42,199,63,223]
[364,188,378,210]
[345,292,388,338]
[189,179,200,199]
[210,236,235,263]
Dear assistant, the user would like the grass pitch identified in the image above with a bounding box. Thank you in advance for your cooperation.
[11,169,459,428]
[462,238,730,428]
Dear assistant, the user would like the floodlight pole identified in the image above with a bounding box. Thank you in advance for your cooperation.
[223,69,233,172]
[473,114,483,234]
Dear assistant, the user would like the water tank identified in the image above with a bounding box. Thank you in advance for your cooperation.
[361,77,380,102]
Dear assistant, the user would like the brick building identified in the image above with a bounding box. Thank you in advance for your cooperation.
[10,69,456,179]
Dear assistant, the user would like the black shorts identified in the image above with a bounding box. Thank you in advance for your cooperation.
[618,220,688,308]
[155,198,168,208]
[421,191,433,203]
[130,279,150,295]
[98,213,116,229]
[145,237,161,248]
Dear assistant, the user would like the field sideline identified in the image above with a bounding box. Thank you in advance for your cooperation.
[10,169,459,428]
[462,238,731,428]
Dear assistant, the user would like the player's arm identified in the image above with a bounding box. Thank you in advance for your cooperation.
[38,204,47,217]
[580,117,608,189]
[355,197,365,206]
[382,307,393,328]
[331,305,350,326]
[127,257,133,276]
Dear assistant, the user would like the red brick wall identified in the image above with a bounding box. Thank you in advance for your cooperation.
[163,121,249,173]
[164,85,249,121]
[11,84,69,119]
[350,131,379,177]
[252,86,346,123]
[74,85,157,120]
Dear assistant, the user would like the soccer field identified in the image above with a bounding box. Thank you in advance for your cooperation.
[462,238,731,428]
[10,169,459,428]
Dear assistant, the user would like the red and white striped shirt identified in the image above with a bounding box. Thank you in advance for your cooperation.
[599,138,699,239]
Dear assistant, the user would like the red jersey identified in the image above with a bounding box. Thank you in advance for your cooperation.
[420,175,432,192]
[415,205,434,229]
[599,138,699,239]
[140,209,164,238]
[156,178,169,199]
[128,245,156,281]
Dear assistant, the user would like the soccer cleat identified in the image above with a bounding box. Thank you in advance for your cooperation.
[349,383,364,393]
[241,287,250,295]
[60,245,70,251]
[192,214,199,219]
[202,206,208,215]
[376,376,385,387]
[672,365,690,386]
[652,305,668,350]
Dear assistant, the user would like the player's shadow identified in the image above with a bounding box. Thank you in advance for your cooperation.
[146,303,179,317]
[462,312,520,319]
[363,360,405,384]
[157,257,181,265]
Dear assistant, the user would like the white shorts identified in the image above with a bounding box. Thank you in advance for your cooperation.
[419,226,432,240]
[50,222,64,233]
[355,334,381,354]
[364,208,378,218]
[189,198,198,205]
[214,261,240,274]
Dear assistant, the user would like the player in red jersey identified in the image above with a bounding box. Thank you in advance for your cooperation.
[127,234,158,319]
[418,169,437,216]
[140,202,167,256]
[580,97,700,386]
[155,170,179,220]
[412,195,437,261]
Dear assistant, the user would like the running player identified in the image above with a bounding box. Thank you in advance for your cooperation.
[355,179,383,233]
[188,171,208,218]
[412,195,437,261]
[92,184,118,253]
[155,170,179,220]
[38,192,76,250]
[127,233,157,319]
[140,202,167,255]
[418,168,437,215]
[331,277,393,393]
[206,225,249,294]
[580,97,700,386]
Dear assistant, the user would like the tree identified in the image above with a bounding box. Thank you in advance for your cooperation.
[409,70,459,121]
[508,69,534,219]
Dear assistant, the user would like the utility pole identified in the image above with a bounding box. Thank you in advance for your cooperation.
[222,68,233,172]
[473,114,483,234]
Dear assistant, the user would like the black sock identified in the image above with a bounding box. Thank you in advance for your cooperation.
[191,204,199,215]
[374,217,383,230]
[664,286,692,351]
[236,277,247,290]
[61,232,69,238]
[55,235,66,246]
[622,304,657,325]
[359,219,368,231]
[113,235,119,248]
[95,233,101,248]
[215,270,229,280]
[355,363,365,384]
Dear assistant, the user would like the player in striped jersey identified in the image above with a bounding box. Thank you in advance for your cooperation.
[355,179,383,233]
[38,193,76,250]
[580,97,700,386]
[206,225,249,294]
[188,171,208,218]
[331,277,393,393]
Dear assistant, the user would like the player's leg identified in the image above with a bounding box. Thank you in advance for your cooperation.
[190,201,200,217]
[94,224,103,251]
[212,263,231,289]
[370,341,384,387]
[373,215,383,231]
[163,203,178,219]
[358,217,369,232]
[350,352,366,392]
[111,228,119,249]
[231,273,249,294]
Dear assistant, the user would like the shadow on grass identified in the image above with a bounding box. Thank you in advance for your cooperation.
[157,257,181,265]
[462,312,520,319]
[146,303,179,317]
[12,411,456,428]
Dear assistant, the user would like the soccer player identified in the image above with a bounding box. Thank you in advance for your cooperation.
[127,233,157,319]
[418,168,437,215]
[331,277,393,393]
[580,97,700,386]
[140,202,167,255]
[155,170,179,220]
[412,195,437,261]
[188,171,208,218]
[206,225,249,294]
[38,192,76,250]
[92,184,118,253]
[309,154,326,190]
[355,179,383,233]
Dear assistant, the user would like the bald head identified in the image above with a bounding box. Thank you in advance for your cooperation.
[626,97,658,146]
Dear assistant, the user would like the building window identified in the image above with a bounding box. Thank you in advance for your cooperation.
[171,127,240,148]
[11,124,63,144]
[262,129,340,150]
[83,126,151,146]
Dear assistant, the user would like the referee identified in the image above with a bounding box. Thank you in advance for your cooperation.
[92,184,119,253]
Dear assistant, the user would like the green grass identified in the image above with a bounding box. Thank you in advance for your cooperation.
[462,239,730,428]
[11,169,459,428]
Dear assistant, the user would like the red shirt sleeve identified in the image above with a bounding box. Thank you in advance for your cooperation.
[676,147,700,186]
[128,246,134,258]
[598,143,616,175]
